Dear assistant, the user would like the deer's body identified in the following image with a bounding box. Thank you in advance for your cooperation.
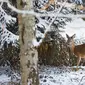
[74,44,85,58]
[66,34,85,69]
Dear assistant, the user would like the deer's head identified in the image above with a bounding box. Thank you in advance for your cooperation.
[66,34,76,48]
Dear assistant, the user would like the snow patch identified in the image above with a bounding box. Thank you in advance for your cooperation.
[0,74,11,82]
[1,66,85,85]
[39,66,85,85]
[60,18,85,44]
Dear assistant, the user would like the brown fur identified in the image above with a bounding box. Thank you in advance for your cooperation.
[40,0,55,10]
[66,34,85,69]
[74,44,85,58]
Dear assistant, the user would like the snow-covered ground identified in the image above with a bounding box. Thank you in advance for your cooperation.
[39,66,85,85]
[0,75,10,82]
[0,66,85,85]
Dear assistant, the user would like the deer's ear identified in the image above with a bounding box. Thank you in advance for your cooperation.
[66,34,69,39]
[72,34,76,38]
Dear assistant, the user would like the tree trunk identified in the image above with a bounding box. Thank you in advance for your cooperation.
[17,0,39,85]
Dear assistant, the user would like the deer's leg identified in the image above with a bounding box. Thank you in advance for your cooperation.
[76,57,81,70]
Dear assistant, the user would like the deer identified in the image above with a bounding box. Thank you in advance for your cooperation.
[40,0,55,10]
[76,4,85,11]
[66,34,85,70]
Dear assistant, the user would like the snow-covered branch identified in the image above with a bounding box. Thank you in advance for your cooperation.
[48,0,68,28]
[37,14,85,18]
[6,1,85,18]
[0,0,85,19]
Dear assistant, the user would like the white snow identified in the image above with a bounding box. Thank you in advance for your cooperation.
[59,18,85,44]
[39,66,85,85]
[1,66,85,85]
[0,6,19,48]
[32,38,42,47]
[0,74,10,82]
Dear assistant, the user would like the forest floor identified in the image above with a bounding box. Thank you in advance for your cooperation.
[0,66,85,85]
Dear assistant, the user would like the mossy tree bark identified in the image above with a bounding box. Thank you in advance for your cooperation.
[17,0,39,85]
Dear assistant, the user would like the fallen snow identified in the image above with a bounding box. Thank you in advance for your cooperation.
[39,66,85,85]
[1,66,85,85]
[60,18,85,40]
[0,74,10,82]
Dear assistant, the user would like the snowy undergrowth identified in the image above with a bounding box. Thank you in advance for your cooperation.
[39,66,85,85]
[0,66,85,85]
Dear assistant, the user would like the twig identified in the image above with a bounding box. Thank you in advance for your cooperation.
[78,76,85,85]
